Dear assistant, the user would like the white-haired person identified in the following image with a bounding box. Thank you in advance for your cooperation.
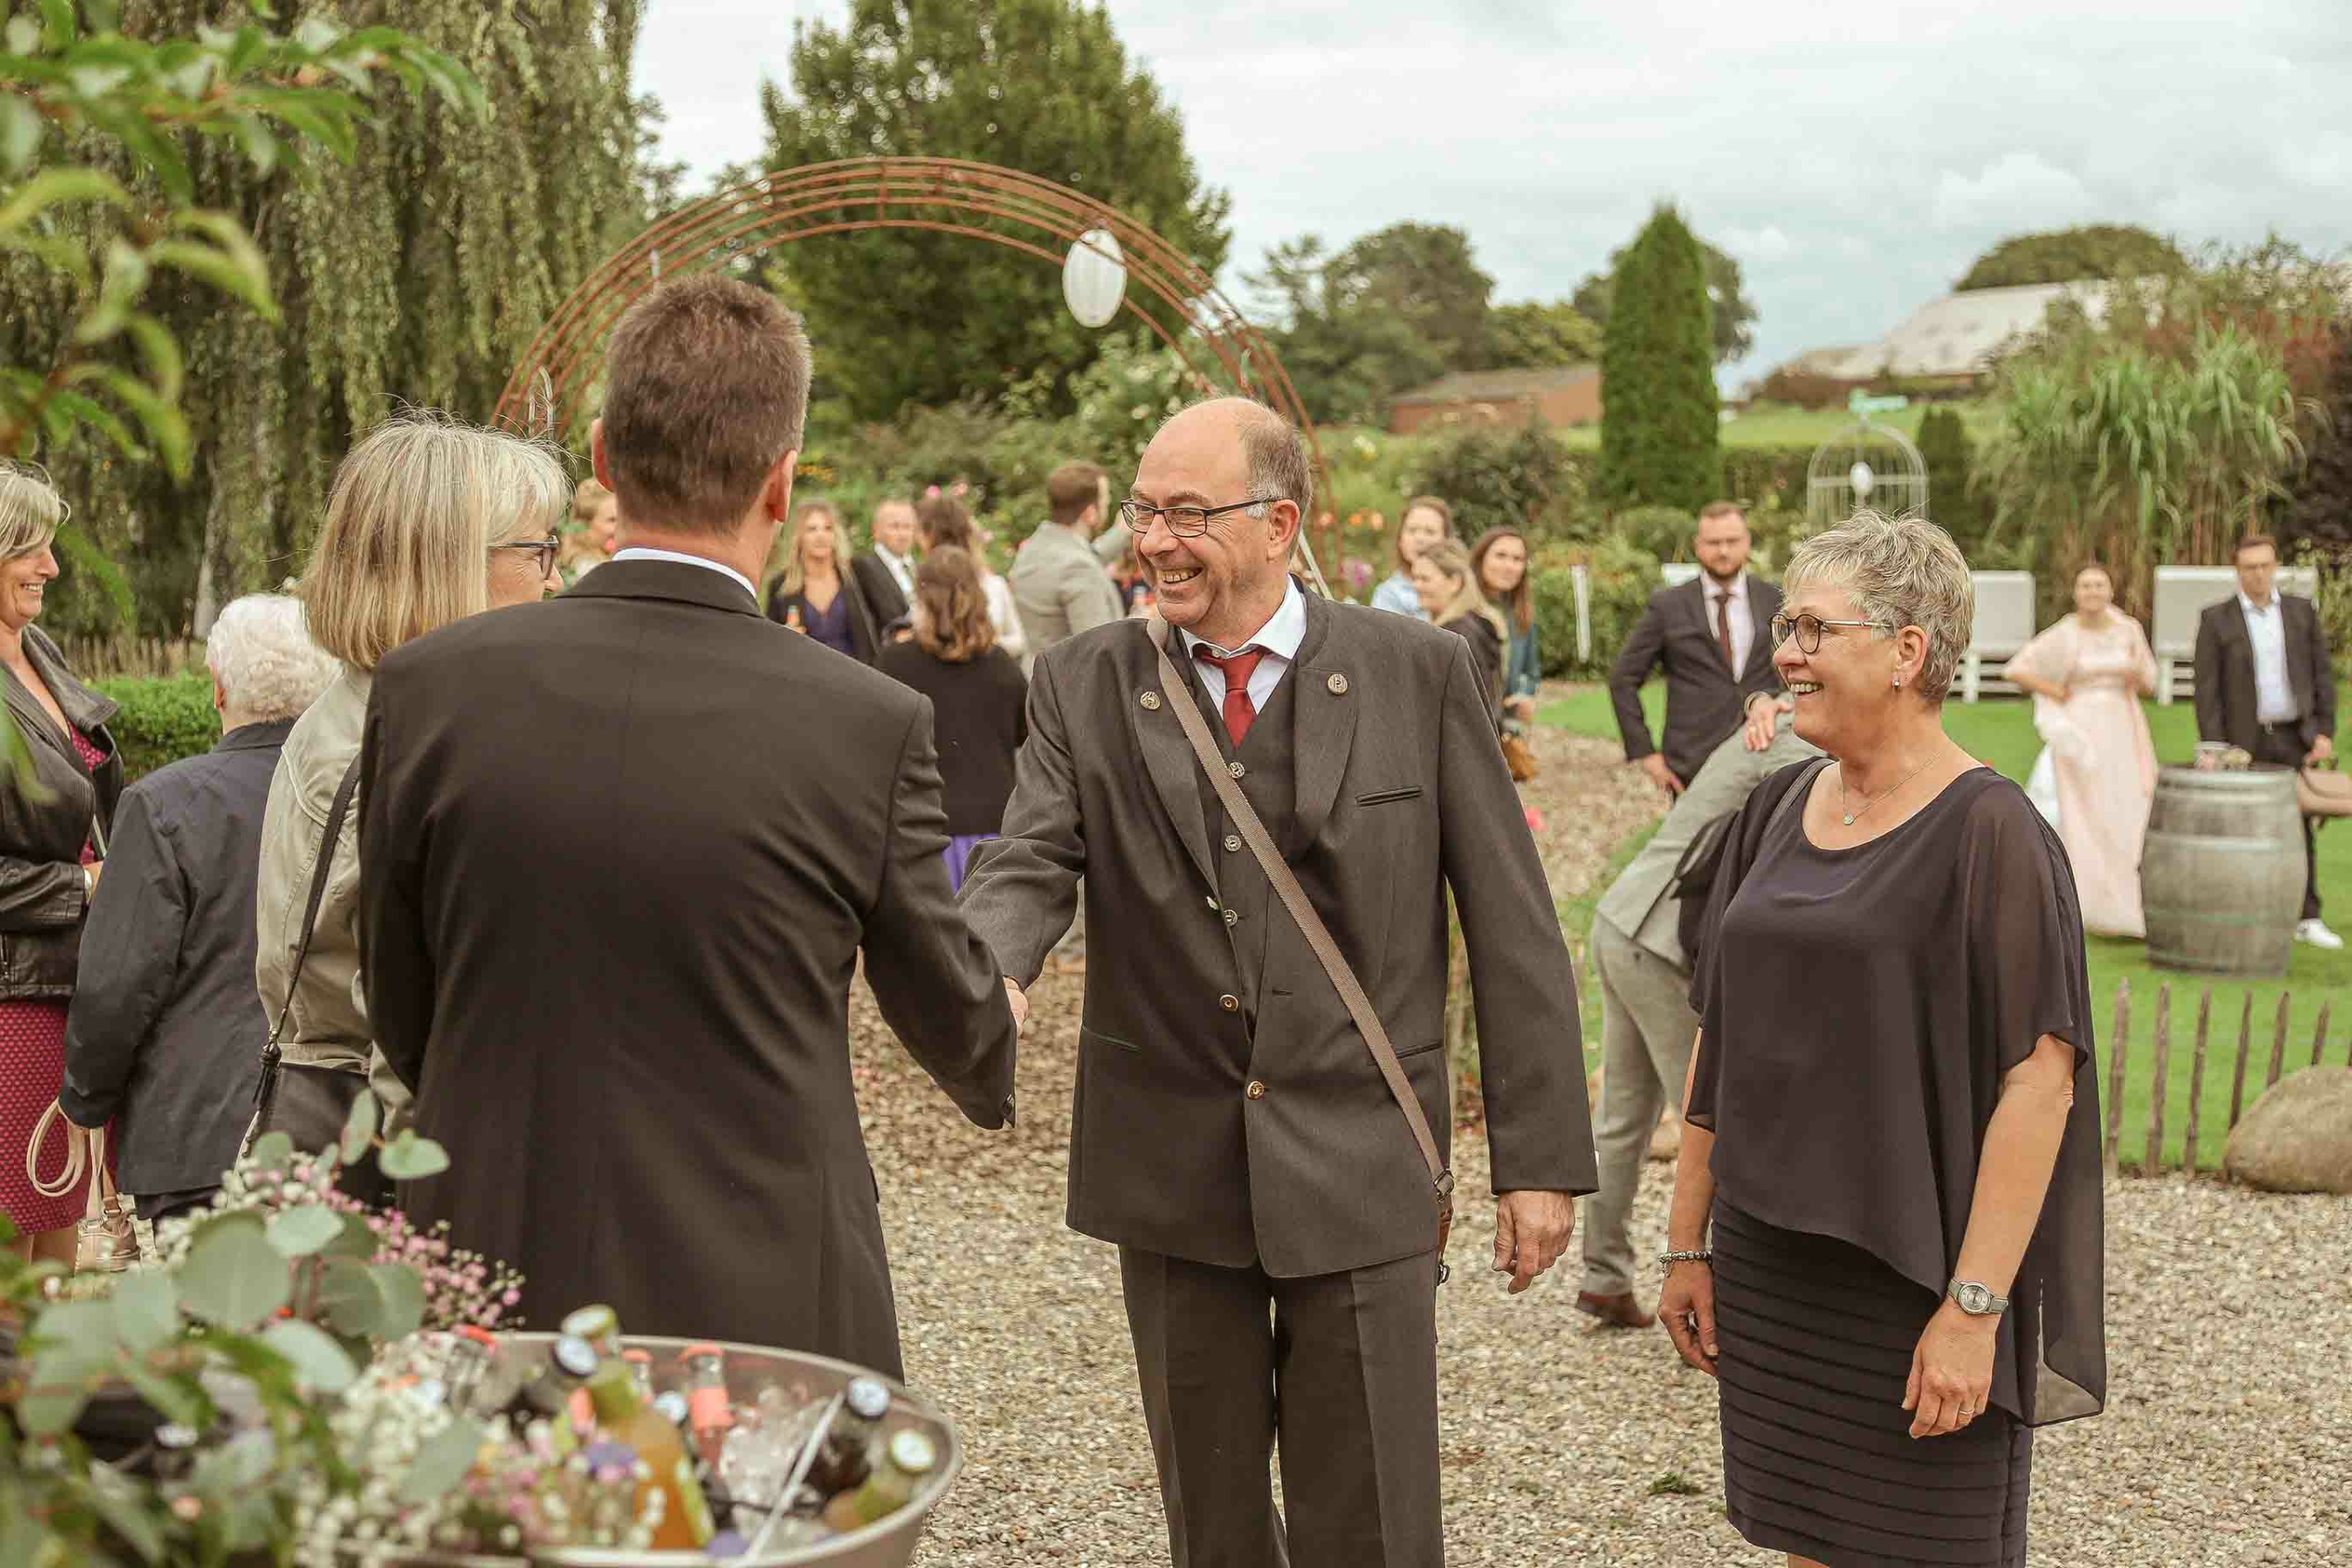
[249,414,566,1199]
[60,595,340,1224]
[0,461,125,1262]
[1658,510,2106,1568]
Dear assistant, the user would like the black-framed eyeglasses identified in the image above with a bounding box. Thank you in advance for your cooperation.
[1118,496,1281,538]
[1770,611,1881,655]
[496,533,562,581]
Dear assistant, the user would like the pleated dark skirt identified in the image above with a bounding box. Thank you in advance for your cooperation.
[1713,1201,2032,1568]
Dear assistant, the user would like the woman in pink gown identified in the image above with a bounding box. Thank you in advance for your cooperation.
[2004,563,2160,936]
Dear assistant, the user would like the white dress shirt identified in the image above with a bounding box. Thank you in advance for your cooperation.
[610,547,759,604]
[875,546,917,600]
[1706,572,1756,675]
[2239,592,2301,724]
[1180,578,1308,714]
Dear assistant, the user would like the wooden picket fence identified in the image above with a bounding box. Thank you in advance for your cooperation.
[58,635,203,681]
[2104,977,2348,1178]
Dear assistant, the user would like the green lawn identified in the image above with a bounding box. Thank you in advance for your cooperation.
[1544,683,2352,1170]
[1550,400,2001,452]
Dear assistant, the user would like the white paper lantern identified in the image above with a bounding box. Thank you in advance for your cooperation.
[1062,229,1126,329]
[1849,459,1875,498]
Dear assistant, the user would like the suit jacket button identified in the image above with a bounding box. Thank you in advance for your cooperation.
[1246,1079,1266,1100]
[1228,761,1246,779]
[1223,833,1242,852]
[1328,672,1349,694]
[1223,908,1238,927]
[1139,691,1161,710]
[1219,994,1240,1013]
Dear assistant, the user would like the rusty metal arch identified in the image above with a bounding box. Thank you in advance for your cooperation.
[494,156,1335,593]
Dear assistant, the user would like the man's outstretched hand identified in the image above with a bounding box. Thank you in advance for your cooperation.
[1003,978,1030,1036]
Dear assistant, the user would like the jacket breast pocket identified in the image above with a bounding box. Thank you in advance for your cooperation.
[1355,785,1423,807]
[1395,1038,1443,1059]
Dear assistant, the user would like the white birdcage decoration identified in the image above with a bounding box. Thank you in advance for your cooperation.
[1806,412,1928,534]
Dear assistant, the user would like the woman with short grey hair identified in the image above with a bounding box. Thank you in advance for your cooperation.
[61,594,336,1223]
[1657,510,2107,1567]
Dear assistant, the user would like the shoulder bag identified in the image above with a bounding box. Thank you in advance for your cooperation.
[244,755,375,1168]
[25,1104,141,1272]
[1145,618,1457,1281]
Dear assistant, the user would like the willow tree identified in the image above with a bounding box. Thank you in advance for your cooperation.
[2,0,654,638]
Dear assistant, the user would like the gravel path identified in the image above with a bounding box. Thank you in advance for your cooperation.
[851,715,2350,1567]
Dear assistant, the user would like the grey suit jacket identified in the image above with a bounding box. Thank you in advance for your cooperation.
[1008,521,1124,660]
[960,592,1596,1278]
[1595,712,1822,970]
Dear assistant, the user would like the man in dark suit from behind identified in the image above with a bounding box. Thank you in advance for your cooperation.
[359,275,1022,1376]
[962,399,1595,1566]
[2194,531,2340,948]
[1609,501,1785,796]
[852,497,919,626]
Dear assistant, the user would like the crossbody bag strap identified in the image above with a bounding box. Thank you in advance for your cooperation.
[265,752,366,1056]
[1146,618,1452,1201]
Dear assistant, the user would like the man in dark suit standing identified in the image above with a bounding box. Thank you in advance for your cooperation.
[961,399,1595,1567]
[1609,501,1784,795]
[2195,532,2340,948]
[851,497,918,626]
[359,276,1021,1377]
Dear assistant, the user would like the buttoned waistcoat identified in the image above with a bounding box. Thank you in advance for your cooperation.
[961,591,1596,1277]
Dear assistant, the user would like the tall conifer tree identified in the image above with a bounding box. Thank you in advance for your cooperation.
[1597,205,1720,513]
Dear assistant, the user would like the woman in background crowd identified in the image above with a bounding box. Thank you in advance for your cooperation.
[60,594,338,1225]
[1660,510,2104,1568]
[1474,525,1542,727]
[1413,534,1507,730]
[1371,495,1453,617]
[767,501,880,662]
[254,415,565,1190]
[875,547,1027,891]
[915,492,1025,662]
[2002,562,2159,937]
[1112,537,1155,618]
[0,462,123,1263]
[559,478,619,587]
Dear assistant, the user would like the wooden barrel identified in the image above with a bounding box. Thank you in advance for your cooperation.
[2142,766,2304,977]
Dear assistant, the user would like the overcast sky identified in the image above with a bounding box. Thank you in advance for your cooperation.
[635,0,2352,390]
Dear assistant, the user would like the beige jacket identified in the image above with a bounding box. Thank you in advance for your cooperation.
[254,666,411,1124]
[1008,521,1123,666]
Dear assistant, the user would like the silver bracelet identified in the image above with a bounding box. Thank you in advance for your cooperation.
[1658,1248,1712,1272]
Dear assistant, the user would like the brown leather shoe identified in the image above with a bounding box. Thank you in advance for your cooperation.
[1577,1291,1656,1329]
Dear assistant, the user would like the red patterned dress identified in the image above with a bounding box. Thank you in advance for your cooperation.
[0,726,112,1236]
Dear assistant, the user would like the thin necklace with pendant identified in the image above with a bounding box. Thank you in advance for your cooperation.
[1839,758,1934,827]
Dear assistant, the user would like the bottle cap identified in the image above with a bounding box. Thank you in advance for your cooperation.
[550,1335,600,1381]
[652,1390,691,1428]
[677,1342,724,1362]
[560,1303,619,1344]
[843,1377,891,1423]
[888,1428,937,1477]
[621,1348,652,1366]
[455,1325,498,1348]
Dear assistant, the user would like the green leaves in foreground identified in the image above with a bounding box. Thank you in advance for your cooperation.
[315,1258,425,1342]
[378,1130,449,1181]
[400,1414,487,1506]
[177,1213,291,1329]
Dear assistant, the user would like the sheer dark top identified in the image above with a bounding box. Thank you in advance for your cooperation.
[1688,758,2107,1427]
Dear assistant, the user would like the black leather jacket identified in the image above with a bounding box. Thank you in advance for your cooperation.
[0,626,122,1002]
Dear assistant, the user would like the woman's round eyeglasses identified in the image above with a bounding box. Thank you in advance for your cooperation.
[496,533,562,580]
[1769,611,1880,654]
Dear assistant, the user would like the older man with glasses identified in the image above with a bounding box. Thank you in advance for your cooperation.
[962,398,1594,1568]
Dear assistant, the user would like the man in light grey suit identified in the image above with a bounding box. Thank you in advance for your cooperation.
[962,399,1595,1567]
[1577,691,1819,1325]
[1009,460,1125,665]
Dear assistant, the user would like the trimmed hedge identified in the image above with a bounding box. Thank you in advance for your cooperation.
[1532,538,1666,680]
[95,671,219,781]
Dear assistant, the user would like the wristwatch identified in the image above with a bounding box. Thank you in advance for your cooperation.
[1947,1279,2007,1316]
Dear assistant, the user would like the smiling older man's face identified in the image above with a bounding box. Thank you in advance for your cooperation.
[1131,405,1293,649]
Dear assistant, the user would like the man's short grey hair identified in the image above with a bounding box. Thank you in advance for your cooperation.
[1783,509,1974,703]
[206,594,339,723]
[1236,402,1313,525]
[0,458,66,562]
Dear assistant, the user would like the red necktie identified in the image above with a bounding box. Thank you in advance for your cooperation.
[1193,647,1267,747]
[1714,590,1736,671]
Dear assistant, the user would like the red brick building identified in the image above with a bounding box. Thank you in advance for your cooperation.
[1386,365,1602,435]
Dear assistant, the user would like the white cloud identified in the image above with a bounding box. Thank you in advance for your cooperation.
[637,0,2352,386]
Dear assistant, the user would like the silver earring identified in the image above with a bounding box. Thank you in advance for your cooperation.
[1893,675,1903,688]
